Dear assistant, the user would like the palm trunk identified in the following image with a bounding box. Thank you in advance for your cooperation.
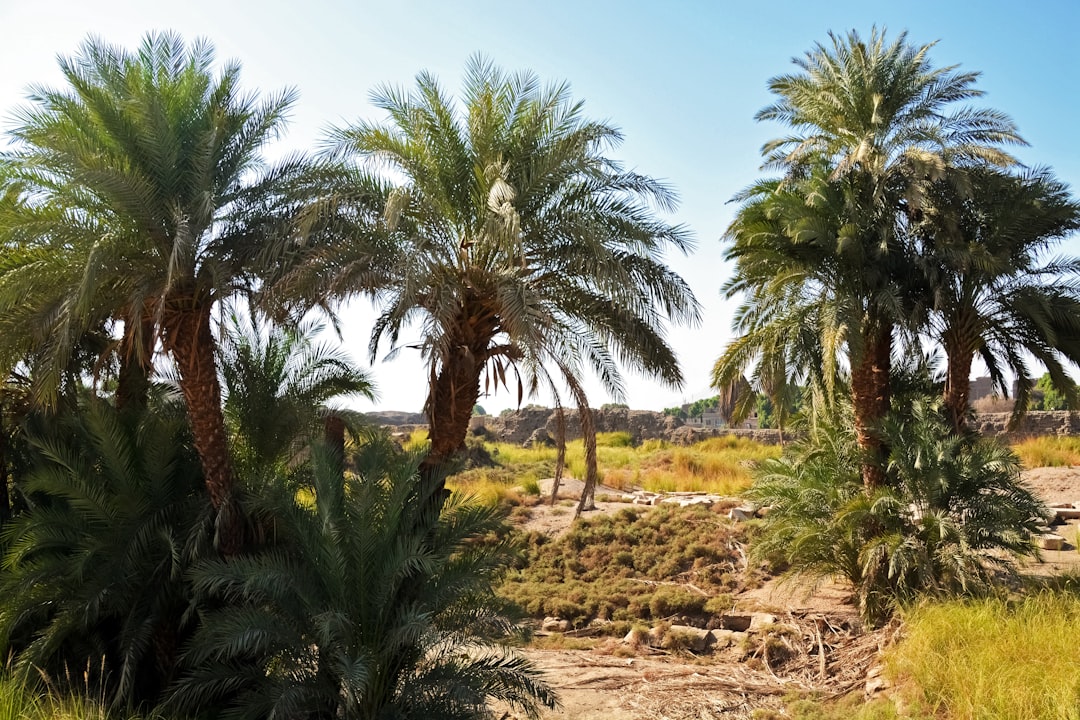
[324,413,347,480]
[115,310,156,413]
[574,403,599,516]
[549,405,566,506]
[942,318,978,434]
[0,418,9,528]
[161,306,242,555]
[851,323,892,491]
[417,341,485,519]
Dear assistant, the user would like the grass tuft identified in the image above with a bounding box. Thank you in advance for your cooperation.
[888,592,1080,720]
[1012,436,1080,468]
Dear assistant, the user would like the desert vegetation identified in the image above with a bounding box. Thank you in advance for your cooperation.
[0,22,1079,720]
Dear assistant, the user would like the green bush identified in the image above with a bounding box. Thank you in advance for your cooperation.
[749,399,1047,625]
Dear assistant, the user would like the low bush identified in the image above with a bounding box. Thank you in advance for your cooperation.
[499,504,752,625]
[750,399,1047,625]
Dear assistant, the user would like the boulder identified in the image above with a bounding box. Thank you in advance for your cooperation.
[1038,533,1067,551]
[665,625,716,653]
[541,617,571,633]
[749,613,777,632]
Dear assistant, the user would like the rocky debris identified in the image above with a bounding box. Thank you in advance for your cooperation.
[477,407,786,445]
[728,503,765,522]
[664,625,717,653]
[748,613,777,632]
[1048,502,1080,523]
[1038,533,1067,551]
[364,410,426,425]
[526,427,555,447]
[542,617,572,633]
[865,664,890,697]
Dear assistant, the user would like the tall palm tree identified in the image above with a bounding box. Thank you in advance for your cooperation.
[917,167,1080,429]
[724,28,1023,487]
[276,56,699,501]
[0,33,316,549]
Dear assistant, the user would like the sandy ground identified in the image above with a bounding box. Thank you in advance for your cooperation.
[501,468,1080,719]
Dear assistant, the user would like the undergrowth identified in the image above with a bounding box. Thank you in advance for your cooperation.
[498,504,753,626]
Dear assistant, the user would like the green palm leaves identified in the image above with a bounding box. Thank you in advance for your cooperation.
[750,400,1047,625]
[716,28,1060,487]
[284,56,699,474]
[171,439,557,720]
[0,33,323,548]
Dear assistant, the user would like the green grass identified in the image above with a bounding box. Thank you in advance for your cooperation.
[0,671,153,720]
[1012,436,1080,468]
[886,592,1080,720]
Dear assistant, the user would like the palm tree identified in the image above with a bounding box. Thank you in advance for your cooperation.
[218,312,376,483]
[724,28,1023,487]
[171,437,557,720]
[0,33,317,549]
[916,167,1080,430]
[275,56,699,504]
[0,399,209,709]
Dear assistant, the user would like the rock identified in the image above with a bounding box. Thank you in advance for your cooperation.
[665,625,716,653]
[1038,533,1067,551]
[526,428,554,447]
[711,629,737,648]
[865,665,890,696]
[749,613,777,632]
[1051,506,1080,523]
[718,614,752,632]
[728,506,755,522]
[542,617,571,633]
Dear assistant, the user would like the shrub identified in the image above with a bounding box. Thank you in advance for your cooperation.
[750,399,1047,625]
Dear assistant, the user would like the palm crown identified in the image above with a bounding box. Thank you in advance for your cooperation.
[281,56,699,480]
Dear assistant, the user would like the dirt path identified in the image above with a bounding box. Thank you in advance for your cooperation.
[504,468,1080,719]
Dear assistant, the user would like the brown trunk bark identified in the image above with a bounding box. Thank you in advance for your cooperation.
[575,404,599,517]
[0,417,9,528]
[161,305,242,555]
[942,320,977,434]
[115,310,156,413]
[850,324,892,491]
[324,414,346,480]
[417,338,486,520]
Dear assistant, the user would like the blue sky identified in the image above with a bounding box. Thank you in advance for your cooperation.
[2,0,1077,413]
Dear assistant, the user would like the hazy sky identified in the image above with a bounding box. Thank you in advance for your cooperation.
[2,0,1077,414]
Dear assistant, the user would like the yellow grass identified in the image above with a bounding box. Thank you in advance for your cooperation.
[449,434,779,501]
[886,592,1080,720]
[1012,436,1080,468]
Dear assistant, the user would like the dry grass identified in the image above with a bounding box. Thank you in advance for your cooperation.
[1012,436,1080,468]
[499,504,753,626]
[450,434,778,503]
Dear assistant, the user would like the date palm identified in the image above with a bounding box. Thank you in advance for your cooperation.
[278,57,698,501]
[172,437,557,720]
[917,167,1080,429]
[727,28,1022,487]
[0,33,317,550]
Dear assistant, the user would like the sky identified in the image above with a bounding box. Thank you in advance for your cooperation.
[1,0,1077,414]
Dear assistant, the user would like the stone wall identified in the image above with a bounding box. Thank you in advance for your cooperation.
[475,407,784,446]
[371,407,1080,446]
[971,411,1080,439]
